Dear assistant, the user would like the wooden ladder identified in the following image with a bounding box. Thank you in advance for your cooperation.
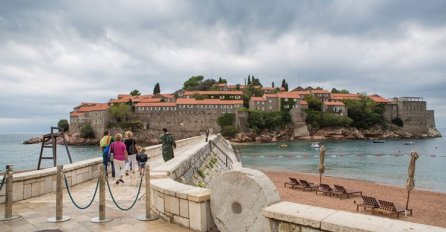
[37,127,73,170]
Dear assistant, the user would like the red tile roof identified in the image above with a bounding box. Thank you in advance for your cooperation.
[331,93,361,100]
[368,94,390,103]
[72,103,110,116]
[251,97,266,102]
[311,89,330,94]
[109,98,131,104]
[324,101,345,106]
[136,102,177,107]
[184,91,243,96]
[140,98,162,103]
[300,100,308,105]
[277,92,302,99]
[264,94,278,98]
[177,98,243,105]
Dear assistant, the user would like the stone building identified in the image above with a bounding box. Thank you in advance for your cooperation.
[385,97,432,134]
[69,103,110,137]
[183,91,243,100]
[322,102,347,116]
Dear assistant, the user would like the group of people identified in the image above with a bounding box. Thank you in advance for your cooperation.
[99,128,176,184]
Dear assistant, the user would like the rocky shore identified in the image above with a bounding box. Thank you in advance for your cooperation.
[23,133,99,146]
[229,125,442,143]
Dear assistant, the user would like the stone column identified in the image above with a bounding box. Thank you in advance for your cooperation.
[0,165,22,221]
[138,165,159,221]
[47,165,71,222]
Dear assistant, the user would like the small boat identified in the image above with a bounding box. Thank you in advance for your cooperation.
[310,142,320,148]
[372,140,385,143]
[403,141,415,145]
[278,144,288,148]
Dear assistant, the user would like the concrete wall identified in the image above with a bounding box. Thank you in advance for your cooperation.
[263,201,446,232]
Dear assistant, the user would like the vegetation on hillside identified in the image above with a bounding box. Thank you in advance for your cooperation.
[109,103,131,122]
[130,89,141,96]
[80,124,95,138]
[247,110,291,134]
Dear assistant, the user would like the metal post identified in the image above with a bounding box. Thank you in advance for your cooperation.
[91,165,112,223]
[137,165,159,221]
[0,165,22,221]
[47,165,71,222]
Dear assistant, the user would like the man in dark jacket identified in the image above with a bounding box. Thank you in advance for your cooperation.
[160,128,176,162]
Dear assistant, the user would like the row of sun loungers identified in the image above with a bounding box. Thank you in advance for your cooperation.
[284,178,362,198]
[284,177,410,218]
[357,195,411,218]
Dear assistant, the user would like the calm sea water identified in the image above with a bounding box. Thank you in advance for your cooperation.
[235,128,446,193]
[1,131,445,193]
[0,134,99,172]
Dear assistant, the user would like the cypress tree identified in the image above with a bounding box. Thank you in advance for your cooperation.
[247,75,251,85]
[153,83,161,94]
[272,82,275,88]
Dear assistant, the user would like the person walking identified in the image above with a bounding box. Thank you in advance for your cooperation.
[99,130,115,177]
[109,133,128,184]
[160,128,176,162]
[124,131,137,175]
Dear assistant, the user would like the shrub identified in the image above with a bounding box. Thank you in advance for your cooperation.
[57,119,69,132]
[218,113,234,127]
[80,124,95,138]
[305,110,353,129]
[197,169,205,178]
[220,125,239,137]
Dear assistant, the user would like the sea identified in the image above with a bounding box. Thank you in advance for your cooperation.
[1,129,445,193]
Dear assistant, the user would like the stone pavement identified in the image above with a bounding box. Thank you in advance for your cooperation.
[0,141,206,232]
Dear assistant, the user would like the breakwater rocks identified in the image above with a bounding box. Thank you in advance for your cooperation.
[23,133,98,146]
[228,126,442,143]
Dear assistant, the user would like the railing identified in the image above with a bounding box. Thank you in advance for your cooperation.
[209,140,233,168]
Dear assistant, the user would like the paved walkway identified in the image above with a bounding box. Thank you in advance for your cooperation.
[0,140,209,232]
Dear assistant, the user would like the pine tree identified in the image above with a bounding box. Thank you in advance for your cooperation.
[281,79,286,88]
[272,82,274,88]
[218,77,222,83]
[284,83,289,91]
[153,83,160,94]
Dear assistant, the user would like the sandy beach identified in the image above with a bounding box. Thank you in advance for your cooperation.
[263,170,446,228]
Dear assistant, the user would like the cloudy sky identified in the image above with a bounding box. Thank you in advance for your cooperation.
[1,0,445,133]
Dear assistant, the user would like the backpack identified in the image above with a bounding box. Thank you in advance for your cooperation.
[102,136,111,158]
[128,139,137,154]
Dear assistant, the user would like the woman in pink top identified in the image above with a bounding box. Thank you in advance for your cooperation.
[110,133,128,184]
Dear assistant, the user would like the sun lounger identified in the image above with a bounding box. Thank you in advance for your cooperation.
[316,183,334,196]
[357,196,380,213]
[333,185,362,199]
[375,200,408,218]
[299,179,319,191]
[284,177,300,189]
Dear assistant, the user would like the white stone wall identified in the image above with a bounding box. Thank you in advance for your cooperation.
[151,178,217,232]
[263,201,446,232]
[0,158,102,204]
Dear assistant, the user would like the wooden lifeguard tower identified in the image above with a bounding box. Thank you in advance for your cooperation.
[37,127,73,170]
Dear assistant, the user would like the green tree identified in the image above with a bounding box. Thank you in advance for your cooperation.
[247,75,251,85]
[109,103,131,122]
[252,76,261,86]
[130,89,141,96]
[281,79,289,91]
[272,82,275,88]
[218,77,227,84]
[331,88,350,94]
[183,76,204,90]
[57,119,69,132]
[199,79,217,91]
[153,83,161,94]
[80,124,95,138]
[217,113,234,127]
[304,95,322,111]
[342,96,384,129]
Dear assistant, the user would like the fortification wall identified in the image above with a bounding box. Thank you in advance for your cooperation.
[427,110,436,128]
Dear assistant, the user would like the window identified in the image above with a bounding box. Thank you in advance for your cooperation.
[284,105,290,109]
[268,99,272,103]
[269,106,272,110]
[285,98,288,102]
[220,96,224,99]
[293,99,297,102]
[235,96,240,99]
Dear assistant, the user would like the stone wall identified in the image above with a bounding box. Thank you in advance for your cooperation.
[151,178,217,232]
[427,110,436,128]
[0,158,102,204]
[263,201,446,232]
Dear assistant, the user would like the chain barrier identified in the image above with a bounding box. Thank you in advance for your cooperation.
[105,173,144,211]
[0,176,5,192]
[63,173,99,210]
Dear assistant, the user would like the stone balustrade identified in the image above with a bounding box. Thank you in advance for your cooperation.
[0,135,206,204]
[263,201,446,232]
[151,178,216,232]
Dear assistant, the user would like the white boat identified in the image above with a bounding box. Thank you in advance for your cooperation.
[403,141,415,145]
[310,142,320,148]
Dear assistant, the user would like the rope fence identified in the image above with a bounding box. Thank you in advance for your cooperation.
[63,173,99,210]
[105,172,144,211]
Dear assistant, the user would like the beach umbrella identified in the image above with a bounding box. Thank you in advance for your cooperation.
[318,145,326,185]
[405,151,419,211]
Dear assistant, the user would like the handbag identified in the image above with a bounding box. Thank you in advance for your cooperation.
[108,142,114,162]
